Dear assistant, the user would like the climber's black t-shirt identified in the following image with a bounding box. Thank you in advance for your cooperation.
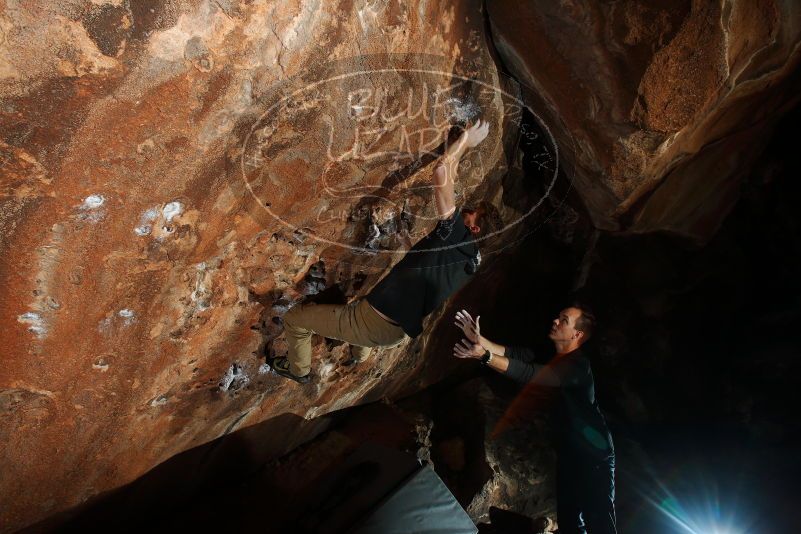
[366,209,479,338]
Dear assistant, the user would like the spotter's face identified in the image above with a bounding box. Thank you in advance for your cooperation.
[549,307,583,344]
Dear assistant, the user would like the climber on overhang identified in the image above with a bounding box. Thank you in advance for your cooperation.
[268,119,493,384]
[453,305,617,534]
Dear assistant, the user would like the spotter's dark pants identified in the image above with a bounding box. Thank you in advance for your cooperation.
[556,452,617,534]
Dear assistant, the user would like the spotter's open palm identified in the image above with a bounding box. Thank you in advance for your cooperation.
[454,309,481,344]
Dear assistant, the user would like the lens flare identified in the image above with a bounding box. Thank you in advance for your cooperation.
[625,458,757,534]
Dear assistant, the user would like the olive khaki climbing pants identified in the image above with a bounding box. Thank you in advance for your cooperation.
[283,299,407,377]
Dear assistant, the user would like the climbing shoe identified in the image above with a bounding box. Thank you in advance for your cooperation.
[343,345,372,366]
[268,357,311,384]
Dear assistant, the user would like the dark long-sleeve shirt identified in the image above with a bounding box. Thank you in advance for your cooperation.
[505,346,614,463]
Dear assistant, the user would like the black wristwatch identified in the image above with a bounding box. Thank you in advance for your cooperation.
[480,350,492,365]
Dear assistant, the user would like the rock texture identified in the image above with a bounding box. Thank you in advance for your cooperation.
[488,0,801,242]
[0,1,515,531]
[2,1,801,532]
[423,378,556,526]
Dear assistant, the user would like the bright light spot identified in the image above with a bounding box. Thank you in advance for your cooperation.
[648,489,748,534]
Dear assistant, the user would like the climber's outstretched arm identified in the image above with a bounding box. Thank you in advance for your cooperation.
[432,119,490,219]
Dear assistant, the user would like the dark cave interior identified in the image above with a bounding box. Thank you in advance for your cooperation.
[30,89,801,534]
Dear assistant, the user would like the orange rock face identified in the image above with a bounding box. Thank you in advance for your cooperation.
[0,1,521,530]
[488,0,801,241]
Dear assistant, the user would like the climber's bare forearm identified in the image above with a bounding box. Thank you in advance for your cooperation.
[433,165,456,219]
[432,133,467,218]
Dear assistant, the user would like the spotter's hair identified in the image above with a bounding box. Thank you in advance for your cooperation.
[571,302,596,342]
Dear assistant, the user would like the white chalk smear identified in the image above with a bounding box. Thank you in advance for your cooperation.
[150,395,168,407]
[134,206,160,236]
[191,262,212,310]
[219,363,249,392]
[82,194,105,209]
[319,362,335,379]
[118,309,136,326]
[143,207,160,220]
[18,311,47,338]
[445,97,480,123]
[162,201,184,222]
